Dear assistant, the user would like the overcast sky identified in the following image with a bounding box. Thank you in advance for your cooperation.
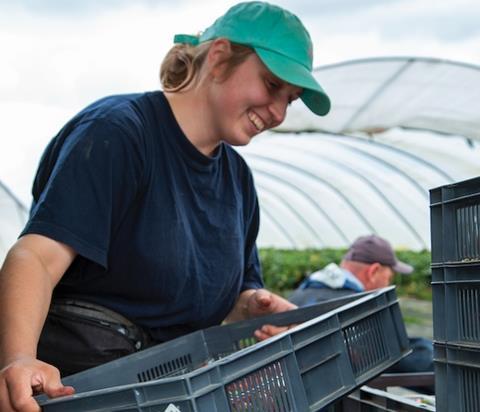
[1,0,479,205]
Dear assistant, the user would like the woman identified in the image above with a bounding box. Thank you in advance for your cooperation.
[0,1,330,410]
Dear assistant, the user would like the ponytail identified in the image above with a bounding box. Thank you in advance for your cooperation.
[160,41,253,92]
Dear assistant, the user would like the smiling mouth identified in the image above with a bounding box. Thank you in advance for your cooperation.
[248,111,265,132]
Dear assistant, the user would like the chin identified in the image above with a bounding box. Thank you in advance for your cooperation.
[224,134,254,147]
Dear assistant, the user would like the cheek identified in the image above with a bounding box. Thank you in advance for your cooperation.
[382,272,393,286]
[235,75,270,104]
[211,78,238,105]
[374,271,390,288]
[221,84,248,109]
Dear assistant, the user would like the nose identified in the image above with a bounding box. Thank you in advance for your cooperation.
[268,97,288,127]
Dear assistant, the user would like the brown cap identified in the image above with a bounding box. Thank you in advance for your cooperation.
[343,235,413,274]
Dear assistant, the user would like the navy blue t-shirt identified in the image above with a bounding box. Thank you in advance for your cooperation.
[22,91,263,341]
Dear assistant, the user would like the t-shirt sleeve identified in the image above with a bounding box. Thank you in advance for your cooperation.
[241,170,264,291]
[21,118,145,269]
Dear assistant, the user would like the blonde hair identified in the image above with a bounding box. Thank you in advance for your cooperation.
[160,40,254,92]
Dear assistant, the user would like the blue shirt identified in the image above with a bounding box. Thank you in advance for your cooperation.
[23,91,263,341]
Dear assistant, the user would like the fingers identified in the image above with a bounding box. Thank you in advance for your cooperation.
[254,289,273,308]
[254,323,300,341]
[254,324,289,341]
[0,359,74,412]
[32,367,75,399]
[247,289,296,319]
[254,328,272,341]
[253,290,297,314]
[268,293,297,312]
[46,384,75,398]
[1,365,40,412]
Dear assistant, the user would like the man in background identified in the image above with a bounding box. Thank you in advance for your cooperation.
[288,234,434,393]
[289,234,412,305]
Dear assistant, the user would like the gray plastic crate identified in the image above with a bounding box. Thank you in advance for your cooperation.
[330,386,435,411]
[430,176,480,265]
[39,287,410,411]
[430,177,480,411]
[434,342,480,412]
[47,291,370,393]
[432,263,480,344]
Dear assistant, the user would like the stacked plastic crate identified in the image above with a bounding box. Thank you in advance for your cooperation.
[430,176,480,412]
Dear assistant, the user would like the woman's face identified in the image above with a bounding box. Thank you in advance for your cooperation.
[207,51,302,146]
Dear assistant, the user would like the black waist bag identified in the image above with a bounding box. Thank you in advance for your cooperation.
[38,299,153,377]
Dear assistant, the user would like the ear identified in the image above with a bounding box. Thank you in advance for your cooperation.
[207,38,232,78]
[365,263,381,287]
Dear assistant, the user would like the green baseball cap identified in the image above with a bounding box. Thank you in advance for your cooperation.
[174,1,330,116]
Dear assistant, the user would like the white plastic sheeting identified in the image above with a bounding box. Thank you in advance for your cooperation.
[237,129,480,251]
[0,181,27,263]
[278,57,480,141]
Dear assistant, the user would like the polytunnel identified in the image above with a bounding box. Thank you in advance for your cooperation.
[0,180,28,263]
[236,57,480,251]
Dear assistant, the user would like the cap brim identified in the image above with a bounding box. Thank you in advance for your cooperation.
[254,47,331,116]
[393,261,414,274]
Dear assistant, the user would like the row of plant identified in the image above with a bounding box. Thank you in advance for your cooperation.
[259,248,432,300]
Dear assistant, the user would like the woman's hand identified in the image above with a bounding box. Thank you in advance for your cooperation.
[224,288,297,341]
[244,289,297,319]
[0,234,77,411]
[0,356,74,412]
[244,289,298,341]
[254,323,293,341]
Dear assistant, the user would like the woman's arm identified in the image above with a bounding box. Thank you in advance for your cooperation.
[0,234,76,411]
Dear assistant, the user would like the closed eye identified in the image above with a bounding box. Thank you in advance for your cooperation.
[266,78,280,90]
